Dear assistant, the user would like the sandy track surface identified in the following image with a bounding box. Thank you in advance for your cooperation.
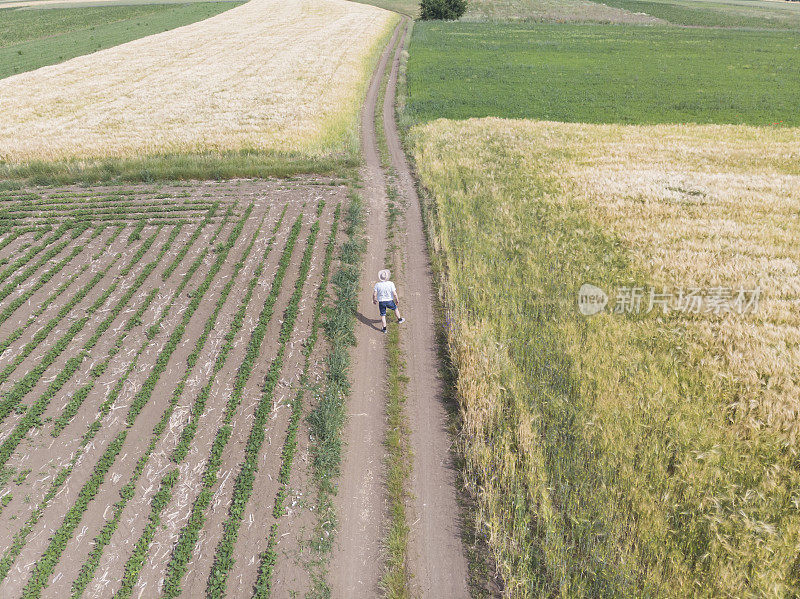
[328,22,398,599]
[331,18,469,598]
[382,21,470,598]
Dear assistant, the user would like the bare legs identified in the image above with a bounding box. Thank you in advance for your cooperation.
[381,307,402,330]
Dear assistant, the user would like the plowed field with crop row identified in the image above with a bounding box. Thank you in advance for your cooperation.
[0,178,344,599]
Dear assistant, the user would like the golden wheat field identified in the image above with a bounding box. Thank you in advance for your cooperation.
[411,117,800,597]
[0,0,397,163]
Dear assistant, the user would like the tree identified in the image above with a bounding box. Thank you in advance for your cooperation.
[419,0,467,20]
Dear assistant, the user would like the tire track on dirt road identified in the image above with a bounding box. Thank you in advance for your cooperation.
[331,17,469,598]
[328,21,398,599]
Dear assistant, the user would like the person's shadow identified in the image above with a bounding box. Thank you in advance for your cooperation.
[356,310,382,331]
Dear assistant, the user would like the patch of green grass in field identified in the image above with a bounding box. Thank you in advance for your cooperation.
[598,0,800,29]
[351,0,418,17]
[0,2,241,79]
[0,4,169,45]
[0,150,355,185]
[405,22,800,127]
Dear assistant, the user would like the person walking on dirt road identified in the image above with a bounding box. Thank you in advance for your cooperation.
[373,269,404,333]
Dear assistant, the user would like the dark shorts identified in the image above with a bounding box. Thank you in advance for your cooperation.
[378,300,397,316]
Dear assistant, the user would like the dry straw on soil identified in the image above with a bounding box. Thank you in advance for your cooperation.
[410,117,800,597]
[0,0,397,163]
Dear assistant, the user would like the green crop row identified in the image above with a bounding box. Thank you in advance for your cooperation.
[0,200,213,216]
[0,215,220,582]
[0,224,119,369]
[125,205,252,425]
[20,432,129,599]
[252,203,340,599]
[171,204,288,463]
[0,226,89,326]
[162,204,219,280]
[0,228,19,252]
[0,227,162,427]
[161,216,304,599]
[33,227,52,241]
[94,225,126,259]
[112,470,180,599]
[0,222,72,287]
[0,225,40,253]
[0,253,123,415]
[206,218,320,598]
[76,208,278,597]
[50,285,161,437]
[305,191,365,591]
[0,225,181,470]
[0,224,154,382]
[16,210,250,599]
[69,213,236,598]
[127,220,147,245]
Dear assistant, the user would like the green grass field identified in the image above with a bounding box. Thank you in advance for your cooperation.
[405,22,800,127]
[351,0,418,17]
[0,2,241,80]
[599,0,800,29]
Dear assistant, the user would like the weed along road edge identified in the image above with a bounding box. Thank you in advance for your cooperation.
[331,16,470,597]
[383,21,470,598]
[330,21,397,597]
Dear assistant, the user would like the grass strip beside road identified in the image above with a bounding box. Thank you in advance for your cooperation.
[304,190,364,598]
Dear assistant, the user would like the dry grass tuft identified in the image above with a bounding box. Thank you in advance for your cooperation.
[0,0,397,164]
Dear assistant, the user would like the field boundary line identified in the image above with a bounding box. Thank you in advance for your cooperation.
[380,16,471,597]
[327,17,403,595]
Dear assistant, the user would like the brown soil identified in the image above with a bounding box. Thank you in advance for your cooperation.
[328,21,399,599]
[331,17,469,598]
[0,179,349,598]
[0,21,471,592]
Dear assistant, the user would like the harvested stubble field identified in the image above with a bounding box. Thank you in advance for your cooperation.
[0,178,347,598]
[410,117,800,597]
[0,0,397,180]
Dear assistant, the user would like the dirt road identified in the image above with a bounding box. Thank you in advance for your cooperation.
[330,18,470,598]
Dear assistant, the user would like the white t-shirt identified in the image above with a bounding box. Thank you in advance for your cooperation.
[374,281,396,302]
